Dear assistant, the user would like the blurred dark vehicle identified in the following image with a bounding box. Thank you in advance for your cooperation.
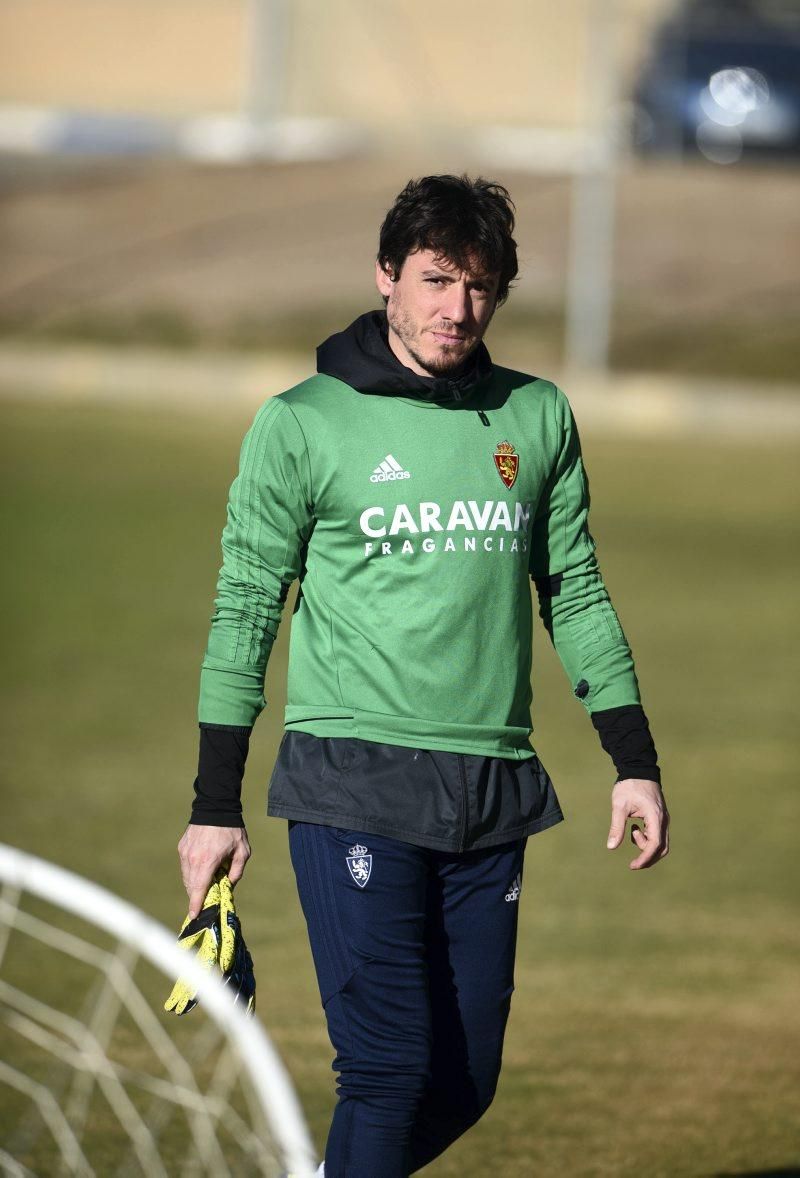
[632,0,800,161]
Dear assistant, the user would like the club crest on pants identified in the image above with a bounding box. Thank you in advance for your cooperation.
[346,844,372,888]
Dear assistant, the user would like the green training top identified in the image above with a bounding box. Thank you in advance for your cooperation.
[198,370,641,759]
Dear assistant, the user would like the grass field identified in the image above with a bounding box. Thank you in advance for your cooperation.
[1,395,799,1176]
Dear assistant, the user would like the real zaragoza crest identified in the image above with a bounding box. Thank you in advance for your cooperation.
[493,441,519,489]
[346,844,372,888]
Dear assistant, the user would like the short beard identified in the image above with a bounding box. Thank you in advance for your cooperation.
[407,341,473,377]
[387,305,477,378]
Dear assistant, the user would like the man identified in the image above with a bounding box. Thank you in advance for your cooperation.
[179,175,669,1177]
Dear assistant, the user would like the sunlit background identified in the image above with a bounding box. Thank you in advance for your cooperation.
[1,1,799,1174]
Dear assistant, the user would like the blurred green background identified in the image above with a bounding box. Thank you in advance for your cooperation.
[2,398,798,1175]
[1,0,799,1174]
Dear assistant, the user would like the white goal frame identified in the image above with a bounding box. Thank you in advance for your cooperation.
[0,843,318,1177]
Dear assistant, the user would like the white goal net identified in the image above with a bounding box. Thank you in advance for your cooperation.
[0,844,318,1177]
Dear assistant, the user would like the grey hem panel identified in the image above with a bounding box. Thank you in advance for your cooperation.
[266,802,565,853]
[266,732,564,852]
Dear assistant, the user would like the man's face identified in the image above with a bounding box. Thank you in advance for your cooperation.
[375,249,499,378]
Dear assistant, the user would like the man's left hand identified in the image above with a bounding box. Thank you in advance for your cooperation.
[606,778,669,870]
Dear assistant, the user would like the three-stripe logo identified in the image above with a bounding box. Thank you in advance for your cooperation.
[370,454,411,482]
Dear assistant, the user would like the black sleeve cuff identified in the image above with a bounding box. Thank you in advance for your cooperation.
[590,705,661,785]
[189,724,252,828]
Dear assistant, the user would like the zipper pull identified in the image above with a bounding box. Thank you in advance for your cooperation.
[477,409,490,426]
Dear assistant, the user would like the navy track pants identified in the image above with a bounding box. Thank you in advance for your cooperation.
[288,821,527,1177]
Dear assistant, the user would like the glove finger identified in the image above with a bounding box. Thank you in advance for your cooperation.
[224,924,248,982]
[218,874,233,911]
[223,969,256,1013]
[194,926,222,969]
[223,934,256,1014]
[219,912,238,974]
[164,978,198,1016]
[166,899,222,1015]
[176,928,205,954]
[218,876,236,972]
[165,929,218,1014]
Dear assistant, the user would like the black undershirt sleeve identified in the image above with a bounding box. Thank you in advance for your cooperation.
[189,706,660,827]
[189,724,252,827]
[590,704,661,785]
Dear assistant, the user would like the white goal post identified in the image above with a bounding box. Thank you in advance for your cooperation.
[0,843,318,1177]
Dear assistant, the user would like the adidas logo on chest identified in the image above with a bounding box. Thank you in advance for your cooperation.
[370,454,411,483]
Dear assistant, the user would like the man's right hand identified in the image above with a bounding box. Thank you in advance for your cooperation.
[177,825,251,918]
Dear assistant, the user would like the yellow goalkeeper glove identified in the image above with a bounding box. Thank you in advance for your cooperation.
[164,874,255,1016]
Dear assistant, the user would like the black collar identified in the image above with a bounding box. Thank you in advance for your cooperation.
[316,309,494,405]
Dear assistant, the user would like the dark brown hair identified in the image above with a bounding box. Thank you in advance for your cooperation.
[377,174,518,306]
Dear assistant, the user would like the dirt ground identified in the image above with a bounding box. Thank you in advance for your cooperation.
[1,153,798,333]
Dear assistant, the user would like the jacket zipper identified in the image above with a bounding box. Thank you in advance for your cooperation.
[457,754,469,851]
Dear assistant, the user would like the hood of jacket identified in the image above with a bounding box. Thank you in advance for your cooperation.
[316,309,494,406]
